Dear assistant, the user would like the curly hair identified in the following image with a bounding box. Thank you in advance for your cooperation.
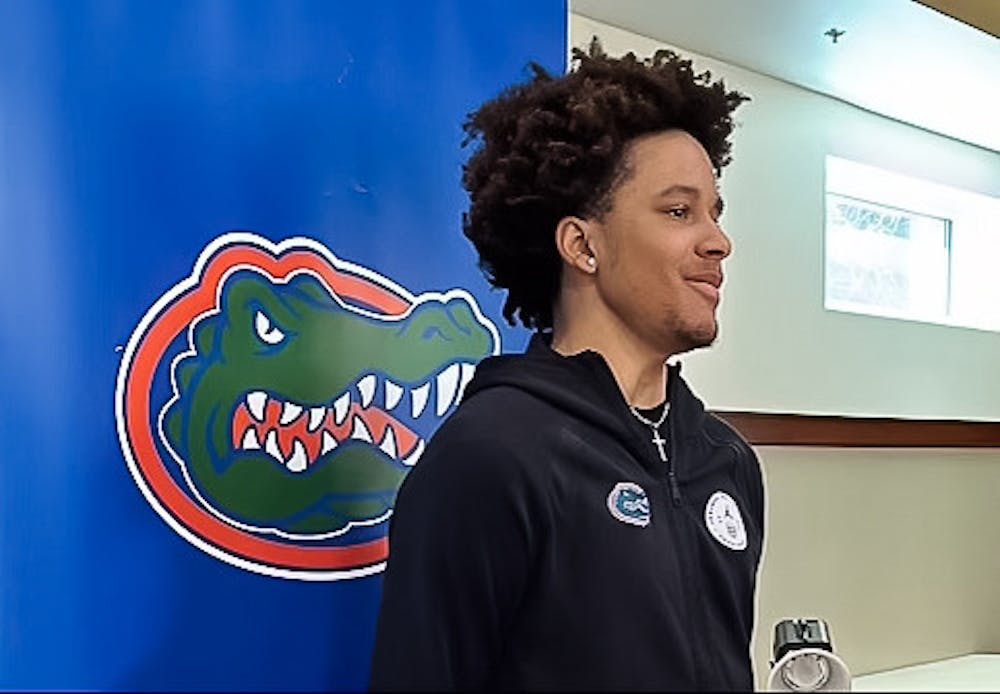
[461,38,749,329]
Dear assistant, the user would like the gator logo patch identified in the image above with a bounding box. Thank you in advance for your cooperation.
[606,482,651,527]
[115,232,499,580]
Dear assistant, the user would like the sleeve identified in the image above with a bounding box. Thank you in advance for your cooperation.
[368,416,537,691]
[732,428,765,542]
[747,443,765,542]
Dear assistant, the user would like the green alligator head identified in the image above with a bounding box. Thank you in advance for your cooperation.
[161,268,495,536]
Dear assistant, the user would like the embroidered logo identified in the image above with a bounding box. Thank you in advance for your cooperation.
[607,482,651,527]
[704,491,747,550]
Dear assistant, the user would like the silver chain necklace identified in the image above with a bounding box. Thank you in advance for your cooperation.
[629,402,670,462]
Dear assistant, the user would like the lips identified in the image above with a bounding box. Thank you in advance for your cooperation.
[685,271,723,302]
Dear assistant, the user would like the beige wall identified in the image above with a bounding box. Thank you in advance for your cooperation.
[569,13,1000,686]
[756,448,1000,683]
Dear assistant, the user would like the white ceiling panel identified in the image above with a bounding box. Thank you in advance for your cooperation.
[571,0,999,152]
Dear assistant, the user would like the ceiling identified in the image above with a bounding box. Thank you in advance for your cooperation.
[570,0,1000,152]
[917,0,1000,37]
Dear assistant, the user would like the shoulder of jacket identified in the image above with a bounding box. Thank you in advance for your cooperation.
[701,413,764,509]
[702,412,752,450]
[407,389,552,488]
[456,383,567,431]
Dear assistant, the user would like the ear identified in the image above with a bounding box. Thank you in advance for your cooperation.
[554,215,598,274]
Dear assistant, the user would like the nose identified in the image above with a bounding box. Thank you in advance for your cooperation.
[697,220,732,260]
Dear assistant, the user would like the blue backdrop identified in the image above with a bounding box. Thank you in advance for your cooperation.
[0,2,564,689]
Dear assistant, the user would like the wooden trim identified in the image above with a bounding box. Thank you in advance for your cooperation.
[711,411,1000,448]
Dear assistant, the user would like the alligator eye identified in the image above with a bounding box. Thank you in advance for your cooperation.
[254,310,285,345]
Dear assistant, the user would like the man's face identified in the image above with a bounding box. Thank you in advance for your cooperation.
[588,129,731,356]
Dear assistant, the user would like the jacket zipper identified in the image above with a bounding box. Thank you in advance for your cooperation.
[660,389,701,686]
[666,399,682,506]
[667,467,682,506]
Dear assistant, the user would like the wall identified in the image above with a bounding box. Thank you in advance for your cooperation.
[571,13,1000,684]
[758,448,1000,680]
[572,14,1000,422]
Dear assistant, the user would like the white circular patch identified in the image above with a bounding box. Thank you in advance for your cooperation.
[704,491,747,550]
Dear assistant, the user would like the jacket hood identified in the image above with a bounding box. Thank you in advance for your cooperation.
[461,333,709,470]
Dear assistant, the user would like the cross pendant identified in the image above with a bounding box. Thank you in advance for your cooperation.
[650,427,668,463]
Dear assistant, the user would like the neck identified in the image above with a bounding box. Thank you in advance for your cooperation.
[551,309,669,410]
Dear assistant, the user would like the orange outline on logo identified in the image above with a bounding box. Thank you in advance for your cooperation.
[123,243,411,575]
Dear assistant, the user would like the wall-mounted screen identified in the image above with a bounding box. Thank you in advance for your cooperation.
[825,156,999,333]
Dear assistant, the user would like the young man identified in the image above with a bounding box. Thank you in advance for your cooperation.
[371,41,763,691]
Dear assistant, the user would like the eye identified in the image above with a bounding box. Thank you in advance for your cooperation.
[664,206,690,219]
[254,310,285,345]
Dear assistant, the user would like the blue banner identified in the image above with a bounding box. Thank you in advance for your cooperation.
[0,2,565,689]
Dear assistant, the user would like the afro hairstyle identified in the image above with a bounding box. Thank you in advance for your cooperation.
[461,37,748,330]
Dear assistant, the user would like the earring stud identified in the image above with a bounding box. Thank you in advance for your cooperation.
[587,256,596,267]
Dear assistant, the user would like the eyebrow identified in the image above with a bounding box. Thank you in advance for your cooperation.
[656,185,725,216]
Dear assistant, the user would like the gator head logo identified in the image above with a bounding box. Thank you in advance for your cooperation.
[115,233,499,580]
[606,482,651,528]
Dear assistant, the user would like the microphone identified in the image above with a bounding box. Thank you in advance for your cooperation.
[767,619,851,691]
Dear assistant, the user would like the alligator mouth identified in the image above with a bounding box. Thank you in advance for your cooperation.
[229,362,476,473]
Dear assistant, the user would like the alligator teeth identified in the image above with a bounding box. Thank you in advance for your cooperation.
[307,406,327,432]
[247,391,267,422]
[350,415,373,443]
[379,426,398,459]
[402,439,425,467]
[279,401,303,425]
[436,363,462,417]
[385,379,403,411]
[286,439,308,472]
[411,382,430,418]
[357,374,377,409]
[264,429,283,463]
[333,392,351,425]
[458,363,476,401]
[240,427,260,450]
[321,430,338,455]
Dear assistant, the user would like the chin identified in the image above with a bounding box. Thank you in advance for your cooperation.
[675,320,718,353]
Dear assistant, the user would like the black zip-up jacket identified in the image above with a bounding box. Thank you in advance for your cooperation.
[371,335,764,691]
